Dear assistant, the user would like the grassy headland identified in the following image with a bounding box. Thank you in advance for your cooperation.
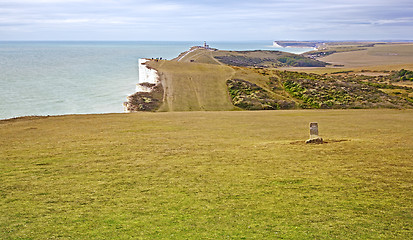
[1,110,412,239]
[142,59,413,111]
[175,48,326,68]
[123,44,413,112]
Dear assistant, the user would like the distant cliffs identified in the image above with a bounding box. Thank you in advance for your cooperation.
[273,41,321,48]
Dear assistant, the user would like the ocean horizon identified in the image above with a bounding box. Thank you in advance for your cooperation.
[0,41,314,119]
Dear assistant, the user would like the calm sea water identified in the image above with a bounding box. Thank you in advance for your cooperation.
[0,41,312,119]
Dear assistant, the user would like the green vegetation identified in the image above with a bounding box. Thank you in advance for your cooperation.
[277,55,326,67]
[225,69,413,110]
[214,55,270,68]
[213,50,327,68]
[278,71,412,109]
[124,83,164,112]
[175,48,327,68]
[1,110,412,239]
[391,69,413,81]
[226,79,295,110]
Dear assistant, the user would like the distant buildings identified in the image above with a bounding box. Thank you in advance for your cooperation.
[186,41,217,53]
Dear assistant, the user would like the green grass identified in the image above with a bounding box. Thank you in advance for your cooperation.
[1,110,412,239]
[148,61,236,111]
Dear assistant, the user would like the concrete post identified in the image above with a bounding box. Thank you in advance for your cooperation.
[306,122,323,144]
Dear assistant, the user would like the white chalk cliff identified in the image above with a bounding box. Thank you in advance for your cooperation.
[273,41,284,48]
[137,58,159,92]
[123,59,162,112]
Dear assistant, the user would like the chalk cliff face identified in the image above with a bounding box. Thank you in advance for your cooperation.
[137,59,159,92]
[273,41,284,48]
[123,59,163,112]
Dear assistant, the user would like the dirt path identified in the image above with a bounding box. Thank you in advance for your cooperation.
[177,49,197,62]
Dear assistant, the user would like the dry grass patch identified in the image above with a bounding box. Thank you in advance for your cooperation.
[318,44,413,68]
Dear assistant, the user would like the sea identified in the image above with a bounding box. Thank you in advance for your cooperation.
[0,41,313,119]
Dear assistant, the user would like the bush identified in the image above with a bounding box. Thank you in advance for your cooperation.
[226,79,295,110]
[391,69,413,81]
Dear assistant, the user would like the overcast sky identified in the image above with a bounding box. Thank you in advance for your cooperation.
[1,0,412,41]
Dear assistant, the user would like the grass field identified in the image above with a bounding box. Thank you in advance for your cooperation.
[318,43,413,70]
[1,110,412,239]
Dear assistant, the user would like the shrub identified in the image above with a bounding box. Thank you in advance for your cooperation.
[226,79,295,110]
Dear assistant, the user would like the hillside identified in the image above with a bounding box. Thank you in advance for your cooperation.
[146,60,236,111]
[174,47,327,68]
[126,55,413,111]
[124,44,413,112]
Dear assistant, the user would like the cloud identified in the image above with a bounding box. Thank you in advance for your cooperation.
[372,17,413,25]
[0,0,412,40]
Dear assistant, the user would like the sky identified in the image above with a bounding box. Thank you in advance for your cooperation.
[0,0,412,41]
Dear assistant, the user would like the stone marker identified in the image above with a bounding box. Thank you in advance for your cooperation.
[306,122,324,144]
[310,122,319,139]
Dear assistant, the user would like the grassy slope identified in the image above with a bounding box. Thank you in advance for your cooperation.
[174,49,221,65]
[231,67,294,101]
[176,48,325,68]
[147,60,235,111]
[1,110,412,239]
[147,53,300,112]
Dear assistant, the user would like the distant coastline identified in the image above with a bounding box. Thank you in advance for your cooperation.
[273,41,322,49]
[2,41,307,120]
